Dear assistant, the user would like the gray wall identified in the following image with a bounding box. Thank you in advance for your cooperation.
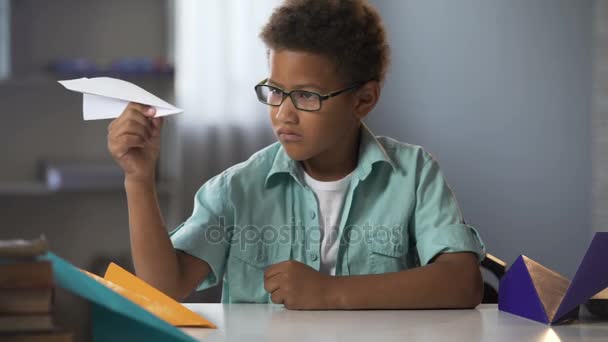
[369,0,593,278]
[592,0,608,234]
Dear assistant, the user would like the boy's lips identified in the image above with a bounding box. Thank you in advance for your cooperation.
[276,128,303,142]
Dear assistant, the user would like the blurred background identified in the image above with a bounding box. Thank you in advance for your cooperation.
[0,0,605,340]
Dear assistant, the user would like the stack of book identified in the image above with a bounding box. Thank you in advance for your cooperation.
[0,237,72,342]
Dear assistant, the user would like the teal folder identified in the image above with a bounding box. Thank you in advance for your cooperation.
[42,252,197,342]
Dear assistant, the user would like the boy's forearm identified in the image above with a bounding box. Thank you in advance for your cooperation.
[124,177,182,298]
[326,253,483,310]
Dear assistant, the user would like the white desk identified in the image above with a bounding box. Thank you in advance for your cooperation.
[180,304,608,341]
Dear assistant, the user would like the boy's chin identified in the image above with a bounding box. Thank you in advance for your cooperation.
[281,144,314,162]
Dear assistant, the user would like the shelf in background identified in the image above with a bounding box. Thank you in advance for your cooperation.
[0,180,174,196]
[0,71,174,87]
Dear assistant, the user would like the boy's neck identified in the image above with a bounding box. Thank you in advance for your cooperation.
[300,124,361,182]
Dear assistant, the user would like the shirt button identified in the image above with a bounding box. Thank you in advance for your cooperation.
[310,253,318,261]
[310,211,316,219]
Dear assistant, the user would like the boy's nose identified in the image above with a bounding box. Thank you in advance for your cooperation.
[274,96,299,124]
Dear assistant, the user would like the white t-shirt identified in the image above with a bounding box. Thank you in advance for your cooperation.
[302,170,353,276]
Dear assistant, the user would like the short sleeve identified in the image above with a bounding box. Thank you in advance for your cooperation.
[169,173,233,291]
[411,156,486,266]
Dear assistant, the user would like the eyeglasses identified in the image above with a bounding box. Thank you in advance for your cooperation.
[254,78,364,112]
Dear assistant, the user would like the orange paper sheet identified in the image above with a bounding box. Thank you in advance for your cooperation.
[81,263,215,328]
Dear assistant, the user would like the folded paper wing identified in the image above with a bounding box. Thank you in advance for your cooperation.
[42,252,198,342]
[499,232,608,324]
[553,232,608,320]
[99,262,215,328]
[58,77,183,120]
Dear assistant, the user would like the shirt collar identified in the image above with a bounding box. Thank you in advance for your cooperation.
[264,122,397,188]
[355,122,397,179]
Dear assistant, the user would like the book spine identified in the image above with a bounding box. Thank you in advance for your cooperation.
[0,262,54,289]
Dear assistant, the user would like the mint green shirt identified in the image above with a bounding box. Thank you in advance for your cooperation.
[169,123,486,303]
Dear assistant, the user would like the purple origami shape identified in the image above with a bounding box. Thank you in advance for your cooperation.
[499,232,608,325]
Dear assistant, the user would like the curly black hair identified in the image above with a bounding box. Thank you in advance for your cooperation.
[260,0,390,85]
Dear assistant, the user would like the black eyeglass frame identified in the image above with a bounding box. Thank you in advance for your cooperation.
[254,78,367,112]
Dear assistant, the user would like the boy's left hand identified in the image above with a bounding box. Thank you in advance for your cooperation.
[264,260,335,310]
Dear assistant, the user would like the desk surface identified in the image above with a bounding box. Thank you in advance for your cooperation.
[180,304,608,342]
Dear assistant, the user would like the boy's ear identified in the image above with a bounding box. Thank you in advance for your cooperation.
[353,80,380,120]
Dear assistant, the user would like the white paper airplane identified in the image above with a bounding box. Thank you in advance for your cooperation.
[58,77,183,120]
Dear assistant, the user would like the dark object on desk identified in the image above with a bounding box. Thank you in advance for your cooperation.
[0,237,73,341]
[586,287,608,318]
[499,232,608,325]
[481,253,506,304]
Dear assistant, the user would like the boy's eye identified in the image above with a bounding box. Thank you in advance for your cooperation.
[267,88,283,100]
[296,92,315,100]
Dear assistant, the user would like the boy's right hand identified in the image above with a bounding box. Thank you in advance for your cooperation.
[107,102,163,183]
